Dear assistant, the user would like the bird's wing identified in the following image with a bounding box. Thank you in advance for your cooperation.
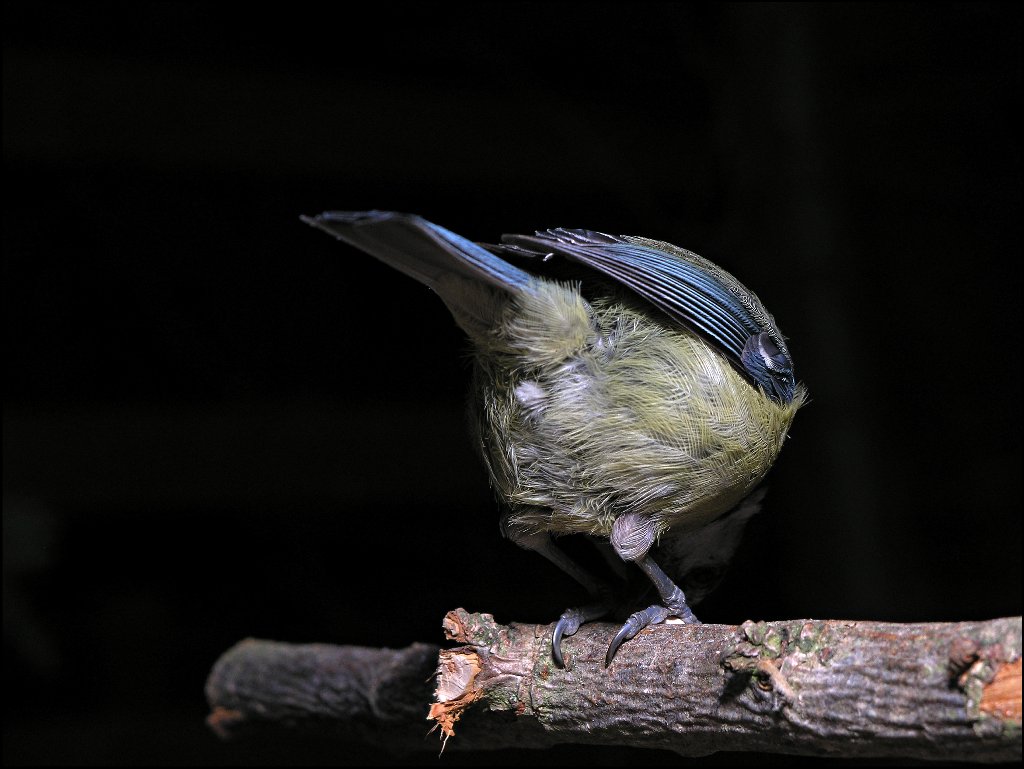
[493,229,790,371]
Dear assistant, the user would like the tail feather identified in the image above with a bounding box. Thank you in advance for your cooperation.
[301,211,533,299]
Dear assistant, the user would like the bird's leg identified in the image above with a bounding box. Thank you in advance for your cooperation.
[501,514,616,668]
[606,512,700,666]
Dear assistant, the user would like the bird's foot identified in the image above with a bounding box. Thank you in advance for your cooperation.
[551,598,616,668]
[605,598,699,666]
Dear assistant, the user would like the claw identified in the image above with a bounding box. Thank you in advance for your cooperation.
[551,609,584,668]
[552,635,565,669]
[604,604,671,666]
[551,597,619,668]
[605,612,644,666]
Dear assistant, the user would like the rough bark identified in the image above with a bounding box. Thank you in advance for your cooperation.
[206,610,1022,762]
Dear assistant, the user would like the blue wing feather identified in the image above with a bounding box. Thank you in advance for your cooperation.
[496,230,791,373]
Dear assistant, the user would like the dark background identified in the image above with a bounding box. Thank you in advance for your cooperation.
[4,2,1020,765]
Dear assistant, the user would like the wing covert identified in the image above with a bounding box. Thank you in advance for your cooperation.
[493,229,796,402]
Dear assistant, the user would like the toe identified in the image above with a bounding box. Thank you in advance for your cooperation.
[605,604,674,666]
[551,610,584,668]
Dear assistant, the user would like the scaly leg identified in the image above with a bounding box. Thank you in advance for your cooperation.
[606,511,700,666]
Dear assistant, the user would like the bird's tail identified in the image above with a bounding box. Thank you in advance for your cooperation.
[301,211,533,329]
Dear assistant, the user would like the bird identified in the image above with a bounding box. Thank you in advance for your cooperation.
[301,210,806,667]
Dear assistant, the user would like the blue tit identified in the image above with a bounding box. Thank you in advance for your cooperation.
[302,211,806,666]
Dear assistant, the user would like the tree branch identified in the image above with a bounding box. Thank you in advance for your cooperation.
[206,611,1021,762]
